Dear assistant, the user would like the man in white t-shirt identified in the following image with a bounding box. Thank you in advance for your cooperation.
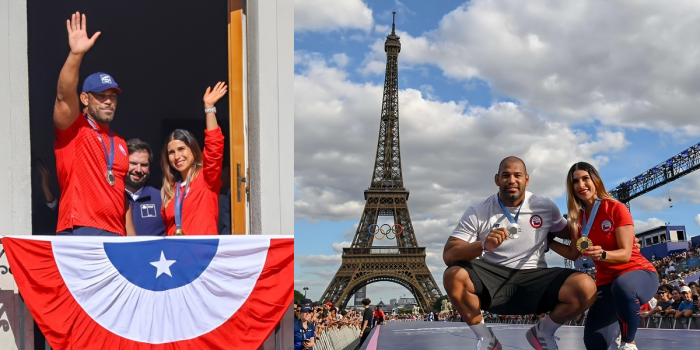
[442,157,597,350]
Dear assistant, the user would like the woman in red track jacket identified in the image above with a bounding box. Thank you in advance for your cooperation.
[160,82,227,236]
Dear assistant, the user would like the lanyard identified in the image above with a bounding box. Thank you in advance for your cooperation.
[174,177,191,230]
[497,196,523,225]
[86,116,115,173]
[581,198,601,238]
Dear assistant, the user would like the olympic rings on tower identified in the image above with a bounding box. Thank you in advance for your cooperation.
[368,224,384,240]
[367,224,405,240]
[381,224,393,239]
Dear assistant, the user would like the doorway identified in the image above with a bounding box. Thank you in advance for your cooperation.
[27,1,231,235]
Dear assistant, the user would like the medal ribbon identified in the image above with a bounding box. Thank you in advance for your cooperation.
[174,176,191,231]
[498,196,523,225]
[86,116,115,175]
[581,198,601,238]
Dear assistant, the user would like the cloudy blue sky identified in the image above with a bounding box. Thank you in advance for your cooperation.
[294,0,700,304]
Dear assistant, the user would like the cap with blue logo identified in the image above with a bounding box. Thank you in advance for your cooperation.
[83,72,122,94]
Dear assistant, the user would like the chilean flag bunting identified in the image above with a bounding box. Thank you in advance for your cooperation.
[2,235,293,349]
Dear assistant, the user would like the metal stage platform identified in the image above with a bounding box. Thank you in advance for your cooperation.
[359,322,699,350]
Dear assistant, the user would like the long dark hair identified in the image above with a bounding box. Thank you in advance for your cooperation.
[565,162,614,235]
[161,129,203,207]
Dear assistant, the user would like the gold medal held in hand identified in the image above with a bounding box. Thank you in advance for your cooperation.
[576,237,593,253]
[174,229,185,236]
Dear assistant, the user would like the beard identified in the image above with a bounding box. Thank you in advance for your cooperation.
[87,104,115,124]
[126,171,149,189]
[500,186,523,201]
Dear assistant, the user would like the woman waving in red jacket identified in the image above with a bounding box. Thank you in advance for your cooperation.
[160,82,227,235]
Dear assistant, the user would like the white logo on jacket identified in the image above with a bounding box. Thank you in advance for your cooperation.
[140,204,157,218]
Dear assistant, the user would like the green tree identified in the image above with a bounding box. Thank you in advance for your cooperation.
[294,289,305,302]
[433,295,449,312]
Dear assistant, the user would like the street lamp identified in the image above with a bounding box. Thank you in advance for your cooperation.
[303,287,308,297]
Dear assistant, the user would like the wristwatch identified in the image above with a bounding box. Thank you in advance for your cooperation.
[601,251,607,261]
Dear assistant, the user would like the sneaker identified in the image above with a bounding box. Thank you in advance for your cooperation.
[619,343,637,350]
[475,328,502,350]
[607,333,621,350]
[526,324,560,350]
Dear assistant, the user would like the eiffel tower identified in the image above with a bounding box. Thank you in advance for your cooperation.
[320,13,443,312]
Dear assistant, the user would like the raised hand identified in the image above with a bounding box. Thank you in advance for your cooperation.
[66,12,101,55]
[203,81,228,109]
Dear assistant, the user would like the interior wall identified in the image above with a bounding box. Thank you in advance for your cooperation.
[27,0,230,234]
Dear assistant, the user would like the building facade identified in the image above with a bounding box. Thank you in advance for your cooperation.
[636,225,688,261]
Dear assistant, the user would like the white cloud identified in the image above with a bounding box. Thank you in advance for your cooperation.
[695,214,700,228]
[294,279,330,296]
[332,241,352,253]
[419,84,439,101]
[296,254,341,268]
[634,218,667,234]
[295,54,629,223]
[295,0,374,32]
[632,197,671,213]
[374,24,391,34]
[359,0,700,134]
[331,53,350,68]
[358,59,386,76]
[308,270,339,279]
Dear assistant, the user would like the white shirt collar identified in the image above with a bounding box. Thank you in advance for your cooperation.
[126,186,144,200]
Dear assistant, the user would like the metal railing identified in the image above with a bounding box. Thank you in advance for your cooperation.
[313,326,361,350]
[342,247,425,256]
[386,318,425,322]
[485,317,540,325]
[643,314,700,330]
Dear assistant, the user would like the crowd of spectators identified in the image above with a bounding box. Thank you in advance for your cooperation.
[640,282,699,322]
[385,314,420,321]
[294,300,364,337]
[651,246,700,283]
